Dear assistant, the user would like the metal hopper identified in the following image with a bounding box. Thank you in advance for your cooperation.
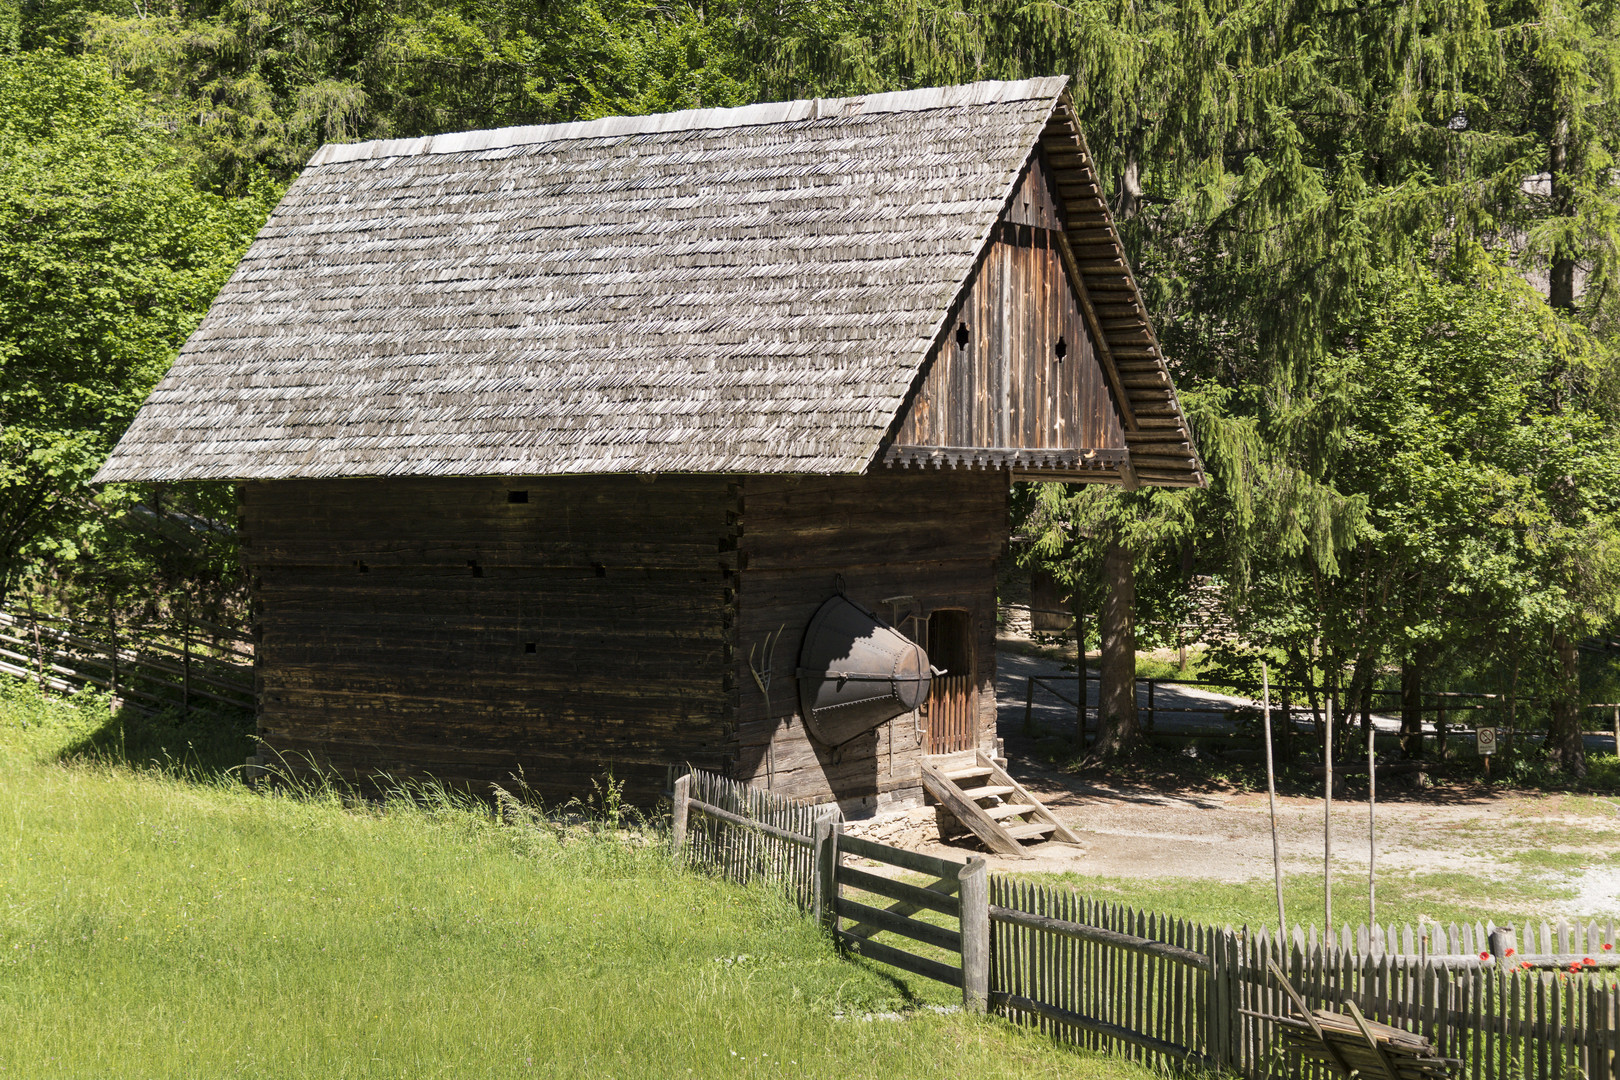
[795,593,933,745]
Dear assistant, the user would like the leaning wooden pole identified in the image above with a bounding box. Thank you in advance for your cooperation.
[1261,661,1286,935]
[1367,704,1377,925]
[1324,695,1334,934]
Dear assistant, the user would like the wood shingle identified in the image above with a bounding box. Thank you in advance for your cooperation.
[97,78,1202,488]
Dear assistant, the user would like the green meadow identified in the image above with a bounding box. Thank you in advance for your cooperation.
[0,683,1154,1080]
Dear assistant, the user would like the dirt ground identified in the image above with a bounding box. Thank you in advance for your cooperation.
[898,643,1620,920]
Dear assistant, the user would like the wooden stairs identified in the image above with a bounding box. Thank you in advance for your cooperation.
[920,750,1083,859]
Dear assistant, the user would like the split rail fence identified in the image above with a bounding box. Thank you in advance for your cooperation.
[1024,675,1620,755]
[0,606,253,717]
[674,767,1620,1079]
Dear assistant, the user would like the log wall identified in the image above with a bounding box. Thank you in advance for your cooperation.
[241,475,739,804]
[731,470,1005,814]
[894,150,1128,452]
[242,470,1006,814]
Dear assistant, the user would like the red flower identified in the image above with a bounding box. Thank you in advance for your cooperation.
[1506,948,1516,957]
[1571,963,1584,973]
[1583,958,1596,967]
[1605,943,1614,952]
[1521,961,1533,970]
[1480,951,1490,960]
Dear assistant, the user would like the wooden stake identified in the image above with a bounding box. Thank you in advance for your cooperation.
[671,773,690,860]
[1324,695,1334,934]
[1261,662,1287,936]
[1368,702,1376,925]
[959,857,989,1013]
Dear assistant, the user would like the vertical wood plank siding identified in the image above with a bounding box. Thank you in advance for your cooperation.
[242,475,739,803]
[731,471,1004,812]
[895,151,1128,453]
[926,674,976,754]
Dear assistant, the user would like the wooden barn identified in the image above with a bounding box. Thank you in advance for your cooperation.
[97,78,1202,836]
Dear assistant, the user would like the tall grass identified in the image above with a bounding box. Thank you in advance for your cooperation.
[0,679,1154,1079]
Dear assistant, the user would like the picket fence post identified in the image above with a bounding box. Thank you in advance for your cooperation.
[959,856,988,1013]
[812,819,838,934]
[1207,927,1243,1071]
[670,773,690,861]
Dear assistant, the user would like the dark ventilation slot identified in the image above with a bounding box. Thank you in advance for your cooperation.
[955,322,971,349]
[508,490,529,504]
[524,642,536,654]
[356,560,368,574]
[468,560,483,578]
[1055,336,1068,361]
[593,563,607,578]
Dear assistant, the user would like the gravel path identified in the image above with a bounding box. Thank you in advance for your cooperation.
[893,645,1620,919]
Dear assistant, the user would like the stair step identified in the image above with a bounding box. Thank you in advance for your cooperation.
[960,784,1015,801]
[1006,821,1058,841]
[943,766,994,782]
[984,802,1039,821]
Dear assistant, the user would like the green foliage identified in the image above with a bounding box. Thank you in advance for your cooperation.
[81,0,751,192]
[1328,254,1620,651]
[0,50,274,603]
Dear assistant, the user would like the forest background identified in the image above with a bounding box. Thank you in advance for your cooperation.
[4,0,1620,774]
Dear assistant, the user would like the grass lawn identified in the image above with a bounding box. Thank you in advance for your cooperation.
[0,683,1159,1080]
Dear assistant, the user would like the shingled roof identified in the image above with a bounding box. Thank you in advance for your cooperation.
[97,78,1202,486]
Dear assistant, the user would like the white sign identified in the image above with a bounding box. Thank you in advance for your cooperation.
[1476,726,1498,755]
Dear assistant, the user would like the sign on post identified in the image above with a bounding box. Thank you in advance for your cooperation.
[1476,726,1497,755]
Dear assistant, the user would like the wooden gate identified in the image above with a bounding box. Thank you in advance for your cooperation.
[927,673,976,754]
[825,832,988,1008]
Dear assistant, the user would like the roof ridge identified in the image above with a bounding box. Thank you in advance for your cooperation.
[307,76,1070,167]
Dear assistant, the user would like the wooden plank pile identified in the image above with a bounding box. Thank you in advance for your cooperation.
[1268,960,1458,1080]
[1277,1006,1459,1079]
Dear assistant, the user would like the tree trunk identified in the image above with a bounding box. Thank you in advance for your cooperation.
[1549,111,1577,312]
[1348,648,1376,749]
[1400,656,1424,758]
[1092,537,1139,758]
[1546,635,1587,777]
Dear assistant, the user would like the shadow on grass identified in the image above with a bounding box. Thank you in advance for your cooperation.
[57,701,255,781]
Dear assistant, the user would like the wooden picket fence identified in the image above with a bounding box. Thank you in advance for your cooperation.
[672,767,837,910]
[1232,927,1620,1080]
[673,766,1620,1079]
[989,879,1218,1068]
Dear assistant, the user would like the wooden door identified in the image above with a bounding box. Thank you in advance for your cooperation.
[925,610,976,754]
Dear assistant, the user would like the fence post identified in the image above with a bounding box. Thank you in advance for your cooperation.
[1604,981,1618,1080]
[959,856,988,1013]
[813,818,839,934]
[181,610,192,718]
[671,773,690,861]
[107,604,119,717]
[27,602,43,691]
[1208,927,1242,1070]
[1147,678,1156,734]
